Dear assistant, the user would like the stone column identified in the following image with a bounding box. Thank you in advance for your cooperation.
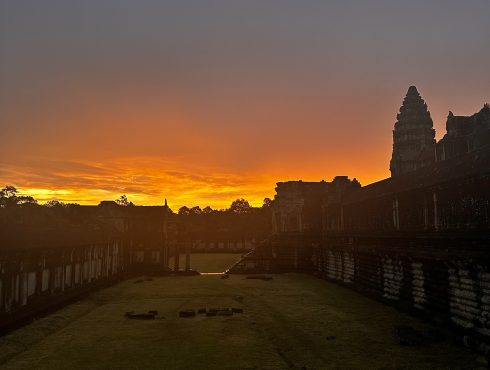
[433,192,439,231]
[298,208,303,233]
[161,221,168,271]
[340,206,344,231]
[271,211,277,234]
[185,242,191,271]
[173,244,180,272]
[322,205,327,234]
[2,268,13,313]
[396,199,400,230]
[61,251,65,292]
[35,255,43,296]
[49,262,55,294]
[392,198,400,230]
[294,247,298,270]
[19,263,26,306]
[71,248,76,285]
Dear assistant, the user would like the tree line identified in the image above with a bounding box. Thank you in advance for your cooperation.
[0,186,272,212]
[0,186,273,239]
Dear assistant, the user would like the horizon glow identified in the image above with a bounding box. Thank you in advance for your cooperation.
[1,1,489,209]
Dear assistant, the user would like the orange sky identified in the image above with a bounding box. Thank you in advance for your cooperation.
[1,1,489,209]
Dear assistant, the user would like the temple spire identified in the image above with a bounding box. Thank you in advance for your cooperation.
[390,86,436,176]
[406,85,419,96]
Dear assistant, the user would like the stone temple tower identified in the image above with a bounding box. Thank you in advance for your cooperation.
[390,86,436,177]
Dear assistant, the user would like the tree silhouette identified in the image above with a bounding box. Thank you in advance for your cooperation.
[202,206,213,214]
[115,195,134,206]
[190,206,202,215]
[262,197,273,208]
[230,198,251,214]
[45,199,66,208]
[178,206,190,215]
[0,185,37,208]
[0,185,17,199]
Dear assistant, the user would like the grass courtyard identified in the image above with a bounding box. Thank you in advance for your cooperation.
[0,254,482,369]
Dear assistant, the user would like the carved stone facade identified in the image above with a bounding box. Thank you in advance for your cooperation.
[0,202,172,330]
[272,177,360,235]
[436,103,490,162]
[390,86,436,176]
[232,89,490,348]
[390,87,490,178]
[94,201,172,273]
[263,91,490,253]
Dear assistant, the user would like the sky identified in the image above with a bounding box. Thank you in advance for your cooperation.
[1,0,489,209]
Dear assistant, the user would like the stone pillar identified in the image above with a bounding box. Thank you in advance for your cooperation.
[61,251,65,292]
[395,198,400,230]
[161,242,167,271]
[163,244,169,271]
[294,247,298,270]
[322,205,327,234]
[3,271,12,313]
[35,255,43,296]
[173,244,180,272]
[271,211,277,234]
[71,249,76,285]
[340,206,344,231]
[0,273,5,312]
[392,198,400,230]
[18,263,26,306]
[49,264,55,293]
[161,220,168,271]
[185,242,191,271]
[433,192,439,231]
[298,209,303,233]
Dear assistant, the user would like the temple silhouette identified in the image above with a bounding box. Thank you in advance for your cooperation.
[264,86,490,237]
[390,86,436,176]
[230,87,490,352]
[1,86,489,353]
[391,86,490,176]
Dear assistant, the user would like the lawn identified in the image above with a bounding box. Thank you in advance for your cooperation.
[0,255,482,369]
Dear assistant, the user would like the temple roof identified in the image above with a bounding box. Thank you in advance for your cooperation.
[407,85,419,96]
[395,85,433,128]
[349,145,490,204]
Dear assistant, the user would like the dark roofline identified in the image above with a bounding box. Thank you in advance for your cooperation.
[344,146,490,204]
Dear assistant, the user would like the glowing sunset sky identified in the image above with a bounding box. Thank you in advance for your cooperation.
[1,1,489,209]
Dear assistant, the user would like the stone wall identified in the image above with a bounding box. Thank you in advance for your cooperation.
[0,241,124,332]
[314,234,490,351]
[191,239,253,253]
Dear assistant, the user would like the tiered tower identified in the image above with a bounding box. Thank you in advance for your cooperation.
[390,86,436,176]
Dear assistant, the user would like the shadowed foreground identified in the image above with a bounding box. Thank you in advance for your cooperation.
[0,257,481,369]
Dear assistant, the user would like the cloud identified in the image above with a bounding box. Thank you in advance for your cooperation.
[0,156,274,208]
